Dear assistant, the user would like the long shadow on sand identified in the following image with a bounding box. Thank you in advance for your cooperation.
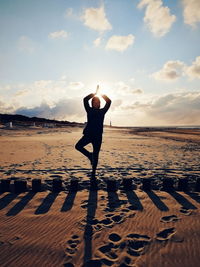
[107,191,121,211]
[6,192,37,216]
[35,192,59,215]
[83,189,98,266]
[168,191,197,210]
[61,190,77,212]
[125,190,143,211]
[185,192,200,204]
[0,193,19,210]
[145,190,169,211]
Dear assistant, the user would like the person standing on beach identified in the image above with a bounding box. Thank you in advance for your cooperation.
[75,86,111,178]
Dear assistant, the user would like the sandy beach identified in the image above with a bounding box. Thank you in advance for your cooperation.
[0,126,200,267]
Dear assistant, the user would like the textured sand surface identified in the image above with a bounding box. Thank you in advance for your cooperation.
[0,127,200,267]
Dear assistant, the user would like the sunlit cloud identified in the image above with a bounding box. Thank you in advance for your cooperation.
[15,98,84,121]
[148,91,200,125]
[105,34,135,52]
[93,37,101,47]
[111,99,123,111]
[132,89,143,94]
[122,101,150,110]
[119,91,200,125]
[185,56,200,79]
[48,30,68,39]
[182,0,200,27]
[0,79,87,113]
[68,82,85,90]
[152,60,186,81]
[0,100,15,113]
[18,36,35,53]
[113,81,144,97]
[82,6,112,32]
[152,56,200,81]
[138,0,176,37]
[14,89,29,97]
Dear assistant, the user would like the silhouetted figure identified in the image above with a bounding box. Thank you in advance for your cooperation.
[75,90,111,178]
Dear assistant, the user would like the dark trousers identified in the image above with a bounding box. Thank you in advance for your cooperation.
[75,134,102,174]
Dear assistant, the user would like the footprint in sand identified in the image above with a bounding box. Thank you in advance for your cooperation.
[156,227,176,241]
[80,200,88,209]
[100,218,114,228]
[97,213,126,231]
[180,207,192,216]
[109,233,121,242]
[97,233,151,265]
[64,234,80,263]
[111,214,125,224]
[160,215,179,223]
[79,212,127,232]
[126,234,151,257]
[98,242,118,266]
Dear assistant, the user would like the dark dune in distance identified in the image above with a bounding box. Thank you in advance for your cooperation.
[0,113,84,127]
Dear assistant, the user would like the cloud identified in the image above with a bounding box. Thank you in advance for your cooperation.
[182,0,200,27]
[18,36,35,53]
[138,0,176,37]
[185,56,200,79]
[152,60,186,81]
[93,37,101,47]
[111,99,122,111]
[122,101,150,110]
[0,100,15,114]
[148,92,200,124]
[48,30,68,39]
[14,89,29,97]
[15,98,84,121]
[121,92,200,125]
[0,93,20,113]
[132,89,143,94]
[0,78,87,122]
[68,82,84,90]
[114,81,143,95]
[82,6,112,32]
[115,81,129,92]
[0,79,88,116]
[152,56,200,81]
[105,34,135,52]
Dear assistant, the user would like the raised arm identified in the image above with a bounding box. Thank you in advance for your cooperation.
[83,93,95,112]
[102,94,111,113]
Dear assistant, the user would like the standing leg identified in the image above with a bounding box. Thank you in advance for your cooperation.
[91,136,102,178]
[75,135,92,163]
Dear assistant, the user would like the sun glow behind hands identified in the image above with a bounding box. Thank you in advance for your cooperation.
[91,81,114,99]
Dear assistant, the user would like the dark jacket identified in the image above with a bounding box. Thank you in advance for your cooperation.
[83,94,111,136]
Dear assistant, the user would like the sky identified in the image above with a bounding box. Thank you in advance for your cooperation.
[0,0,200,126]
